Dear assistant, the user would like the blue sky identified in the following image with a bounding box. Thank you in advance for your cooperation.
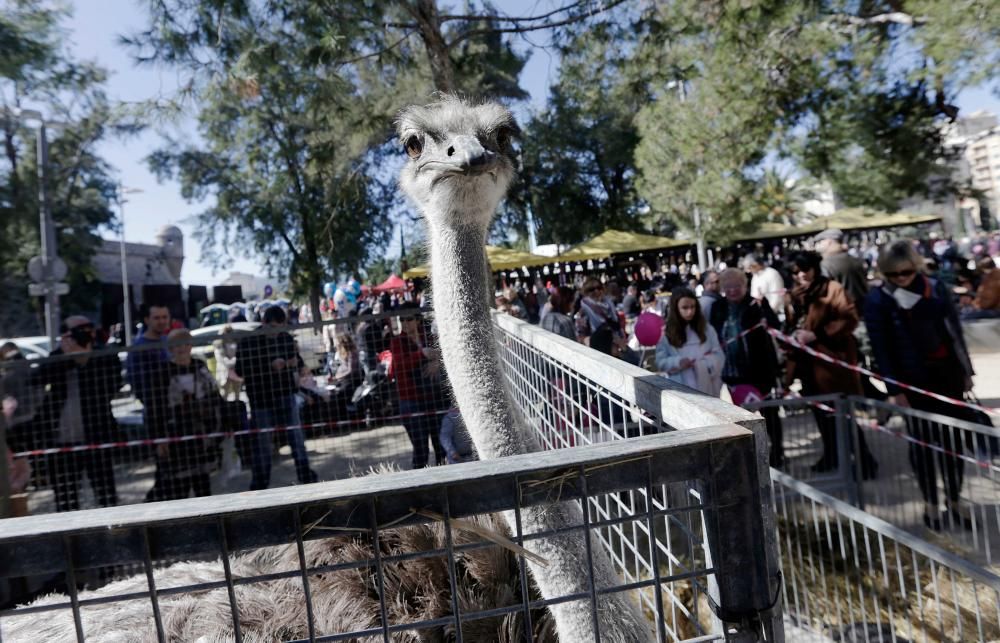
[66,0,1000,286]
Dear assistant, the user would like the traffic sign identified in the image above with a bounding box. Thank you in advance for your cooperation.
[28,282,69,297]
[27,255,67,282]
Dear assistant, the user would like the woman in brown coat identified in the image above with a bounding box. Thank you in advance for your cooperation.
[785,251,878,477]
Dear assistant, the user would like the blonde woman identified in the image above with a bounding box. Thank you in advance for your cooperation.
[864,239,975,530]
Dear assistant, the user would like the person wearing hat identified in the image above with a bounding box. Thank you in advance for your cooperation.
[31,315,122,511]
[813,229,868,305]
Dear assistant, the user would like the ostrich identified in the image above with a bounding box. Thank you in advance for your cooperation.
[396,96,651,642]
[3,97,652,642]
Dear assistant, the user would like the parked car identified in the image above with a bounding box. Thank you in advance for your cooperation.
[0,336,53,360]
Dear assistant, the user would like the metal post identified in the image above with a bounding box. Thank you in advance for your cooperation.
[0,372,10,519]
[118,186,133,345]
[694,206,708,271]
[37,121,60,346]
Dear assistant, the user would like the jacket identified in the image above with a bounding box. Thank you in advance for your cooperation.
[234,331,302,410]
[709,294,781,393]
[784,279,862,395]
[863,274,973,396]
[29,347,123,448]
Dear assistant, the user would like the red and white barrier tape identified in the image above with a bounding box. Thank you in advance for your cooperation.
[11,408,448,458]
[748,390,1000,473]
[767,326,1000,418]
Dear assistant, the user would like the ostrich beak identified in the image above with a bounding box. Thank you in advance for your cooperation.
[421,134,498,179]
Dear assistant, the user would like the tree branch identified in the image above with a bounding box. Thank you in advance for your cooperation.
[436,0,591,24]
[335,30,418,67]
[825,12,927,28]
[447,0,629,49]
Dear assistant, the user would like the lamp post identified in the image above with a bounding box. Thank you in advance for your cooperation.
[117,185,143,345]
[9,109,65,346]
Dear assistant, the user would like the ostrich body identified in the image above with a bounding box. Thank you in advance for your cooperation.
[397,96,651,642]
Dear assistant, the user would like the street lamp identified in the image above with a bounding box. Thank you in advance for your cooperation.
[6,108,66,346]
[117,185,143,346]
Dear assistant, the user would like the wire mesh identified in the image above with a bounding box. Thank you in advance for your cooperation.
[846,396,1000,566]
[0,427,769,642]
[773,468,1000,642]
[2,311,459,516]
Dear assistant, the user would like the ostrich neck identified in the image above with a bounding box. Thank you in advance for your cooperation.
[428,223,529,459]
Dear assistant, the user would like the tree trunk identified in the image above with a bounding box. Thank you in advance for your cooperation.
[300,208,323,329]
[410,0,455,93]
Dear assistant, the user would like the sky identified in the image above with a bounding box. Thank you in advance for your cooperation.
[65,0,1000,287]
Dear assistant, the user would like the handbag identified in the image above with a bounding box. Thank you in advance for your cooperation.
[965,393,999,458]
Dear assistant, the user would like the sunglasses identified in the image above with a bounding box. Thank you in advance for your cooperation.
[884,269,916,279]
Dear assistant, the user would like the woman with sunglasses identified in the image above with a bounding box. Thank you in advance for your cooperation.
[784,251,878,478]
[864,239,975,530]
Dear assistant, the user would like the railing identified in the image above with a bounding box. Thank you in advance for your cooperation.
[846,396,1000,566]
[1,311,455,516]
[492,313,783,641]
[773,468,1000,642]
[0,428,775,642]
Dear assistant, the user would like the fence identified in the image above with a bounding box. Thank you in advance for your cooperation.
[0,427,777,642]
[1,310,456,516]
[773,468,1000,642]
[744,393,1000,566]
[491,313,783,641]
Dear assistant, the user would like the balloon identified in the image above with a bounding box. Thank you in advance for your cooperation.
[633,311,664,347]
[730,384,764,407]
[323,282,336,298]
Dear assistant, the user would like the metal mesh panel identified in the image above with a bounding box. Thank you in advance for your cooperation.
[847,396,1000,566]
[773,468,1000,642]
[0,427,770,642]
[2,311,457,515]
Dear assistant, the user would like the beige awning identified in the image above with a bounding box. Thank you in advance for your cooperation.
[402,245,554,279]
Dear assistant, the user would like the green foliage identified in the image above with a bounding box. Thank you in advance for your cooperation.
[631,0,1000,243]
[131,0,534,316]
[509,18,649,246]
[134,1,409,319]
[1,0,140,336]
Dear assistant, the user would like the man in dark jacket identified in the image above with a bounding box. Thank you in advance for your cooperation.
[32,316,122,511]
[235,306,317,490]
[814,229,868,305]
[710,268,785,466]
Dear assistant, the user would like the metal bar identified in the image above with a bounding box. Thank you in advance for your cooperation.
[141,527,166,643]
[216,518,243,643]
[292,510,317,642]
[367,497,391,643]
[772,469,1000,589]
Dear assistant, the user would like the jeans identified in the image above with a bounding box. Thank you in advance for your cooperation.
[399,398,445,469]
[249,395,314,490]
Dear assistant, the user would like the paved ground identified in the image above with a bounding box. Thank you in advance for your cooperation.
[26,423,415,515]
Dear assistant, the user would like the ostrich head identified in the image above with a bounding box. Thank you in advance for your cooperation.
[397,96,519,230]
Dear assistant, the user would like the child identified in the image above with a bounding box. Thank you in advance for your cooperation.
[655,287,725,396]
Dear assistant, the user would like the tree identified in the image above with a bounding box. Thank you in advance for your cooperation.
[131,0,607,318]
[1,1,138,336]
[634,0,1000,245]
[132,1,410,323]
[508,17,649,247]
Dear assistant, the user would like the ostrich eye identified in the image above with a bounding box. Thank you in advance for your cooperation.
[495,127,512,149]
[404,135,423,159]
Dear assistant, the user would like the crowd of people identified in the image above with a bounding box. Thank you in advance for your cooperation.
[3,227,999,526]
[497,228,998,530]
